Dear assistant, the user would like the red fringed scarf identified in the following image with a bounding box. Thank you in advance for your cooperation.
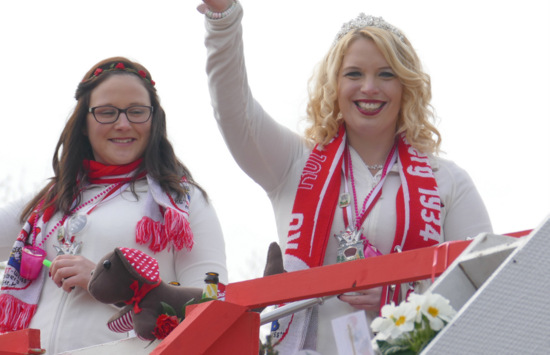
[0,160,194,333]
[85,159,194,253]
[272,127,441,352]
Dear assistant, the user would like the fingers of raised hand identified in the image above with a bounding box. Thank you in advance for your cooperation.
[198,0,233,14]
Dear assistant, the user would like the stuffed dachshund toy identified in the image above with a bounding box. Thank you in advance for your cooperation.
[88,244,285,341]
[88,247,202,341]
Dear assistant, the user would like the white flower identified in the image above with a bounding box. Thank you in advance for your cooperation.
[371,293,456,355]
[380,301,398,318]
[371,302,397,340]
[416,292,457,331]
[371,316,394,341]
[371,302,416,340]
[406,292,426,323]
[388,301,417,338]
[373,300,417,339]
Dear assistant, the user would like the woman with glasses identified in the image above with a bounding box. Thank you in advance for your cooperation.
[0,57,227,352]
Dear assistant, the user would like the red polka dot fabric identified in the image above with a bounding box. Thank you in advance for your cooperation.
[119,247,160,283]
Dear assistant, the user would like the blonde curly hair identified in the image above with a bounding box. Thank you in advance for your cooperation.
[305,25,441,154]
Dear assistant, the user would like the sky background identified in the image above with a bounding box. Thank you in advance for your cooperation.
[0,0,548,283]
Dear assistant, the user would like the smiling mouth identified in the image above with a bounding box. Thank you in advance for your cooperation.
[110,138,135,143]
[355,101,385,112]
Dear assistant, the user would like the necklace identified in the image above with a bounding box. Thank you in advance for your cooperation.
[33,182,127,250]
[334,144,397,262]
[366,164,384,170]
[348,144,397,230]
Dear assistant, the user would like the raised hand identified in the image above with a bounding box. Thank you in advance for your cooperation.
[197,0,234,14]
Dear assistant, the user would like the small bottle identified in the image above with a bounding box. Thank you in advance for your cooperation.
[202,272,219,300]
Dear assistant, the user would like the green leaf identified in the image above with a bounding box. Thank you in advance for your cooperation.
[377,339,416,355]
[184,298,197,306]
[145,339,156,349]
[160,301,177,316]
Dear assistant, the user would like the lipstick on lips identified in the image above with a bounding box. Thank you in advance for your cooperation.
[355,99,385,116]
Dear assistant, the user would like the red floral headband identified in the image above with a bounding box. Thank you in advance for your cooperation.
[85,62,155,86]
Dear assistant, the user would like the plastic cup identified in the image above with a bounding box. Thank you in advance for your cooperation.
[20,246,47,280]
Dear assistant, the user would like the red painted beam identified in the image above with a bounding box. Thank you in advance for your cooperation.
[226,240,471,309]
[0,328,43,354]
[151,301,259,355]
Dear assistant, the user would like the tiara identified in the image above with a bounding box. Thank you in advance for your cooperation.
[83,62,155,86]
[333,13,405,46]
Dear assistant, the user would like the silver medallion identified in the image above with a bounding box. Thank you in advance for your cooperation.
[56,214,87,255]
[67,214,87,235]
[334,228,365,263]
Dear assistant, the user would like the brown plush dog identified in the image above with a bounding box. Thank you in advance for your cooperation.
[88,243,285,341]
[88,247,202,341]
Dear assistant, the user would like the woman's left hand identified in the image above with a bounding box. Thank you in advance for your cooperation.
[49,255,96,293]
[337,286,383,312]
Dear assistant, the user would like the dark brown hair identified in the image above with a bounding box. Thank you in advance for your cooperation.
[21,57,202,222]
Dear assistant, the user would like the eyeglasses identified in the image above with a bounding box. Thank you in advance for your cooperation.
[88,105,153,124]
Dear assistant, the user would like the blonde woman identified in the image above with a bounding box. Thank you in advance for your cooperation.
[199,1,492,353]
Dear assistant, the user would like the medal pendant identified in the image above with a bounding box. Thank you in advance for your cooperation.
[56,214,87,255]
[68,214,87,235]
[334,229,365,263]
[338,193,351,208]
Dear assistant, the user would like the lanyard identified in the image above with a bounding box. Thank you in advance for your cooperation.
[341,143,398,232]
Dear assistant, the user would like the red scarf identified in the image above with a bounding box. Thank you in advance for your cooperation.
[83,158,145,184]
[272,127,441,351]
[284,129,346,271]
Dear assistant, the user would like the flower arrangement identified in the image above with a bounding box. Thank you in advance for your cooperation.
[371,292,457,354]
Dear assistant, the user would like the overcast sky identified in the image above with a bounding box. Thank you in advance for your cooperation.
[1,0,548,282]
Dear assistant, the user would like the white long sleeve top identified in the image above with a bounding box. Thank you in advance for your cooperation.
[204,5,492,354]
[0,180,227,353]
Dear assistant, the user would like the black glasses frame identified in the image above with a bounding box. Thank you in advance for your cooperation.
[88,105,154,124]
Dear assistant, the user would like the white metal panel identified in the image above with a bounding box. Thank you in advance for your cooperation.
[422,215,550,354]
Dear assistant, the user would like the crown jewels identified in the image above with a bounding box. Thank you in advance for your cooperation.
[333,13,405,46]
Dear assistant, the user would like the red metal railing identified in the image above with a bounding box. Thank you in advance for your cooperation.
[0,230,531,354]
